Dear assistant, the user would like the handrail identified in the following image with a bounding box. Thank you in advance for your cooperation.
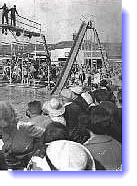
[16,19,40,31]
[18,15,41,26]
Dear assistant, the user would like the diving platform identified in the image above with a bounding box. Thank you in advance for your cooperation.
[0,24,41,37]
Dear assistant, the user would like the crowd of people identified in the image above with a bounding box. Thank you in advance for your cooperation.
[0,79,122,171]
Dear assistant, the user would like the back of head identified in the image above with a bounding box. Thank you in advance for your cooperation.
[100,101,117,116]
[46,140,95,170]
[0,101,17,128]
[100,79,108,87]
[89,106,111,135]
[94,89,113,103]
[28,100,42,115]
[43,122,69,143]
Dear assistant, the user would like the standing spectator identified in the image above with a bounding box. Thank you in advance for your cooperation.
[70,86,89,111]
[9,5,19,26]
[60,88,86,141]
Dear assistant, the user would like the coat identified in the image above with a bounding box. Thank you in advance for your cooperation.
[64,101,85,131]
[84,135,122,170]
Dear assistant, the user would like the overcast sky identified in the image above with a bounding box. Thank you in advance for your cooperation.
[0,0,122,44]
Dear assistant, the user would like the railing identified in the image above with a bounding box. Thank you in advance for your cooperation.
[0,12,41,33]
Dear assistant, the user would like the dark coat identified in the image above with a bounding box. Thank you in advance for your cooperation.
[64,101,85,131]
[73,95,89,111]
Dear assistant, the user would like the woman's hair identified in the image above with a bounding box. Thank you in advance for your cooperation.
[0,101,17,128]
[43,122,69,143]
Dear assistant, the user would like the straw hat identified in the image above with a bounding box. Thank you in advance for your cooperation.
[46,140,96,171]
[43,98,65,117]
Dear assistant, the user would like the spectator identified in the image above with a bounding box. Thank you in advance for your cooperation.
[78,114,122,170]
[70,86,89,111]
[25,100,52,132]
[60,89,86,136]
[0,101,46,170]
[42,98,66,126]
[27,138,96,171]
[100,101,122,143]
[27,122,70,170]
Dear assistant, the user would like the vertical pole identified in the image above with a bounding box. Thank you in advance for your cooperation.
[90,28,93,83]
[48,65,50,90]
[10,43,12,85]
[22,30,25,85]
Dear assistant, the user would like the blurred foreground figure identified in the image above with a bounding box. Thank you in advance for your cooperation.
[0,101,45,170]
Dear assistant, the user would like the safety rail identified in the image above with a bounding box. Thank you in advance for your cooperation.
[0,12,41,34]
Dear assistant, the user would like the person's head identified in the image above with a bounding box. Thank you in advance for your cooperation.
[3,3,6,6]
[0,101,17,130]
[60,89,73,104]
[43,122,69,144]
[68,114,91,144]
[88,106,111,135]
[100,79,108,87]
[100,101,117,116]
[46,140,96,170]
[26,101,42,118]
[42,98,65,117]
[70,86,83,96]
[94,90,112,105]
[14,5,16,8]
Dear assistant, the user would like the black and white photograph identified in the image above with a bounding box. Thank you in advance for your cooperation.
[0,0,122,171]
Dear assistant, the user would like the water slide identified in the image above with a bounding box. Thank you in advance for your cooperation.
[51,21,89,95]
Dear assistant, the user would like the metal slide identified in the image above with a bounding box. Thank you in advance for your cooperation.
[51,21,89,95]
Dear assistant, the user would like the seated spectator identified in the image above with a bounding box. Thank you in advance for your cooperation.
[0,101,45,170]
[78,114,122,170]
[42,98,66,126]
[27,123,95,171]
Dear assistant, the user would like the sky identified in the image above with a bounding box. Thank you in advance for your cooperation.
[0,0,122,44]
